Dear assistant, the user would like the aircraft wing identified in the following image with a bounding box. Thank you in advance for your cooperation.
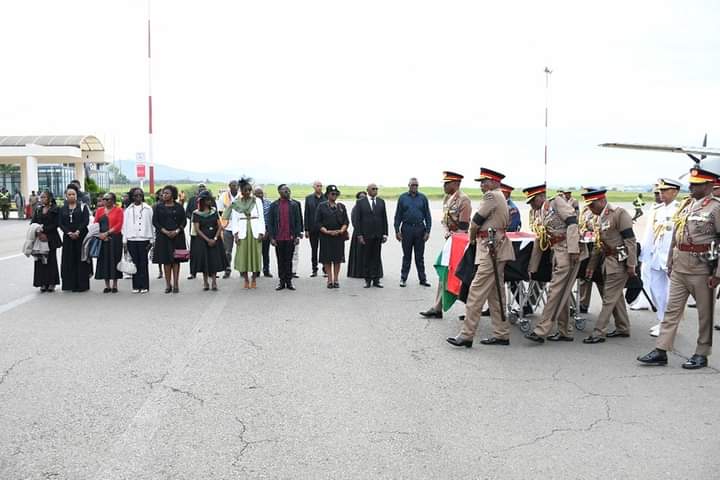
[599,143,720,157]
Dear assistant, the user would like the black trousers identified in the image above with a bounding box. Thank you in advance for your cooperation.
[275,240,295,284]
[362,237,383,280]
[309,231,321,272]
[223,230,234,273]
[262,236,271,273]
[400,224,427,282]
[127,240,150,290]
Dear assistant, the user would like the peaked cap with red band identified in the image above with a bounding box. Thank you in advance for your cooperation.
[500,183,514,194]
[688,167,718,185]
[443,171,464,183]
[581,188,607,205]
[474,167,505,182]
[522,184,546,203]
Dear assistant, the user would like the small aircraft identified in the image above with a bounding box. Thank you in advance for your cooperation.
[600,134,720,175]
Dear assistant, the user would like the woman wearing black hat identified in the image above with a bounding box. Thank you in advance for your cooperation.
[315,185,349,288]
[190,191,227,291]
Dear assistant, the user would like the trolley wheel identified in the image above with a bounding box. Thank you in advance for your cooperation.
[518,319,531,333]
[575,317,586,331]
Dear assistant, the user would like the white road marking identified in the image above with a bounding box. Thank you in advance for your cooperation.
[0,293,35,315]
[0,253,23,261]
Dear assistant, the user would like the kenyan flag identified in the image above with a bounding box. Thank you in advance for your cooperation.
[433,233,469,312]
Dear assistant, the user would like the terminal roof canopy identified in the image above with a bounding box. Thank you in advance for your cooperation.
[0,135,104,151]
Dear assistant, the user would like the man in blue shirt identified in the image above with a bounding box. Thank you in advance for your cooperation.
[501,183,521,232]
[394,177,432,287]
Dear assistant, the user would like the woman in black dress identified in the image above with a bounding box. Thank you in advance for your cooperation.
[153,185,188,293]
[190,191,227,291]
[347,191,367,278]
[30,190,62,292]
[59,185,91,292]
[315,185,349,288]
[94,192,124,293]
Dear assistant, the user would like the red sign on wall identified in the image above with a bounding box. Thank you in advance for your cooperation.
[136,163,146,178]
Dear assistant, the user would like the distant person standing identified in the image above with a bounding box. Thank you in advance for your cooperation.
[153,185,189,293]
[316,185,349,288]
[59,185,91,292]
[191,190,227,291]
[30,190,62,292]
[347,191,368,278]
[394,178,432,287]
[304,181,327,277]
[218,180,240,278]
[355,183,388,288]
[69,180,91,207]
[501,184,522,232]
[268,184,303,290]
[27,190,37,218]
[122,188,154,293]
[14,190,24,219]
[224,178,265,289]
[562,189,580,214]
[254,186,273,278]
[632,193,645,221]
[94,193,124,293]
[185,184,206,279]
[0,187,10,219]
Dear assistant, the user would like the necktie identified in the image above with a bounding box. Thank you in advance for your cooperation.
[371,198,376,211]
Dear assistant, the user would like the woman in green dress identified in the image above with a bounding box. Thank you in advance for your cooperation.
[222,178,265,289]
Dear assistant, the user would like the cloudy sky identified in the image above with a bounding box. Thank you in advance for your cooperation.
[1,0,719,187]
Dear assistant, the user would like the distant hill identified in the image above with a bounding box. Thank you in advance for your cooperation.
[114,159,241,183]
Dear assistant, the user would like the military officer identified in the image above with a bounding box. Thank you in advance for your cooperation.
[419,171,472,319]
[638,168,720,369]
[640,179,680,336]
[523,184,588,343]
[501,183,521,232]
[447,167,515,347]
[578,188,599,313]
[562,189,580,214]
[582,189,637,344]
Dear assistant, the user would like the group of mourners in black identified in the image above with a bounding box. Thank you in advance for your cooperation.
[26,177,417,294]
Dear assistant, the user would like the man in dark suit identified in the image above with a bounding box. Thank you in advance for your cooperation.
[355,183,388,288]
[268,184,303,290]
[304,181,326,277]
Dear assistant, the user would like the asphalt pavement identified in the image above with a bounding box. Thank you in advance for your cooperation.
[0,201,718,479]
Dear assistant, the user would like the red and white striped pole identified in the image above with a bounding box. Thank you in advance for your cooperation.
[543,66,552,185]
[147,0,155,194]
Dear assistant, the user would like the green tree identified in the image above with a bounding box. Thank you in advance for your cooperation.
[107,163,129,184]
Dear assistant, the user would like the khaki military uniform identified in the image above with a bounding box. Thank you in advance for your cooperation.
[460,188,515,340]
[578,205,596,308]
[656,195,720,356]
[430,190,472,311]
[588,204,637,337]
[529,195,588,337]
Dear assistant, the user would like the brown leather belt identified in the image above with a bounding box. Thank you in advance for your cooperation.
[550,234,567,246]
[602,245,618,256]
[678,243,711,253]
[478,229,506,238]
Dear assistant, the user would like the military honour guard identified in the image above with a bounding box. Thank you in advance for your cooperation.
[420,171,472,319]
[581,188,637,344]
[447,168,515,347]
[523,184,587,343]
[638,168,720,369]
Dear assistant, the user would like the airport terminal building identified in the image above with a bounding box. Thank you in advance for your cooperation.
[0,135,109,197]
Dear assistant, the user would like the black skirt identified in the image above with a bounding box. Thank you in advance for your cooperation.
[190,237,228,275]
[33,249,60,287]
[319,233,345,264]
[347,234,364,277]
[95,233,123,280]
[61,235,92,291]
[153,231,188,264]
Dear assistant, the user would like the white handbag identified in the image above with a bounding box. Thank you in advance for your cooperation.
[117,252,137,275]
